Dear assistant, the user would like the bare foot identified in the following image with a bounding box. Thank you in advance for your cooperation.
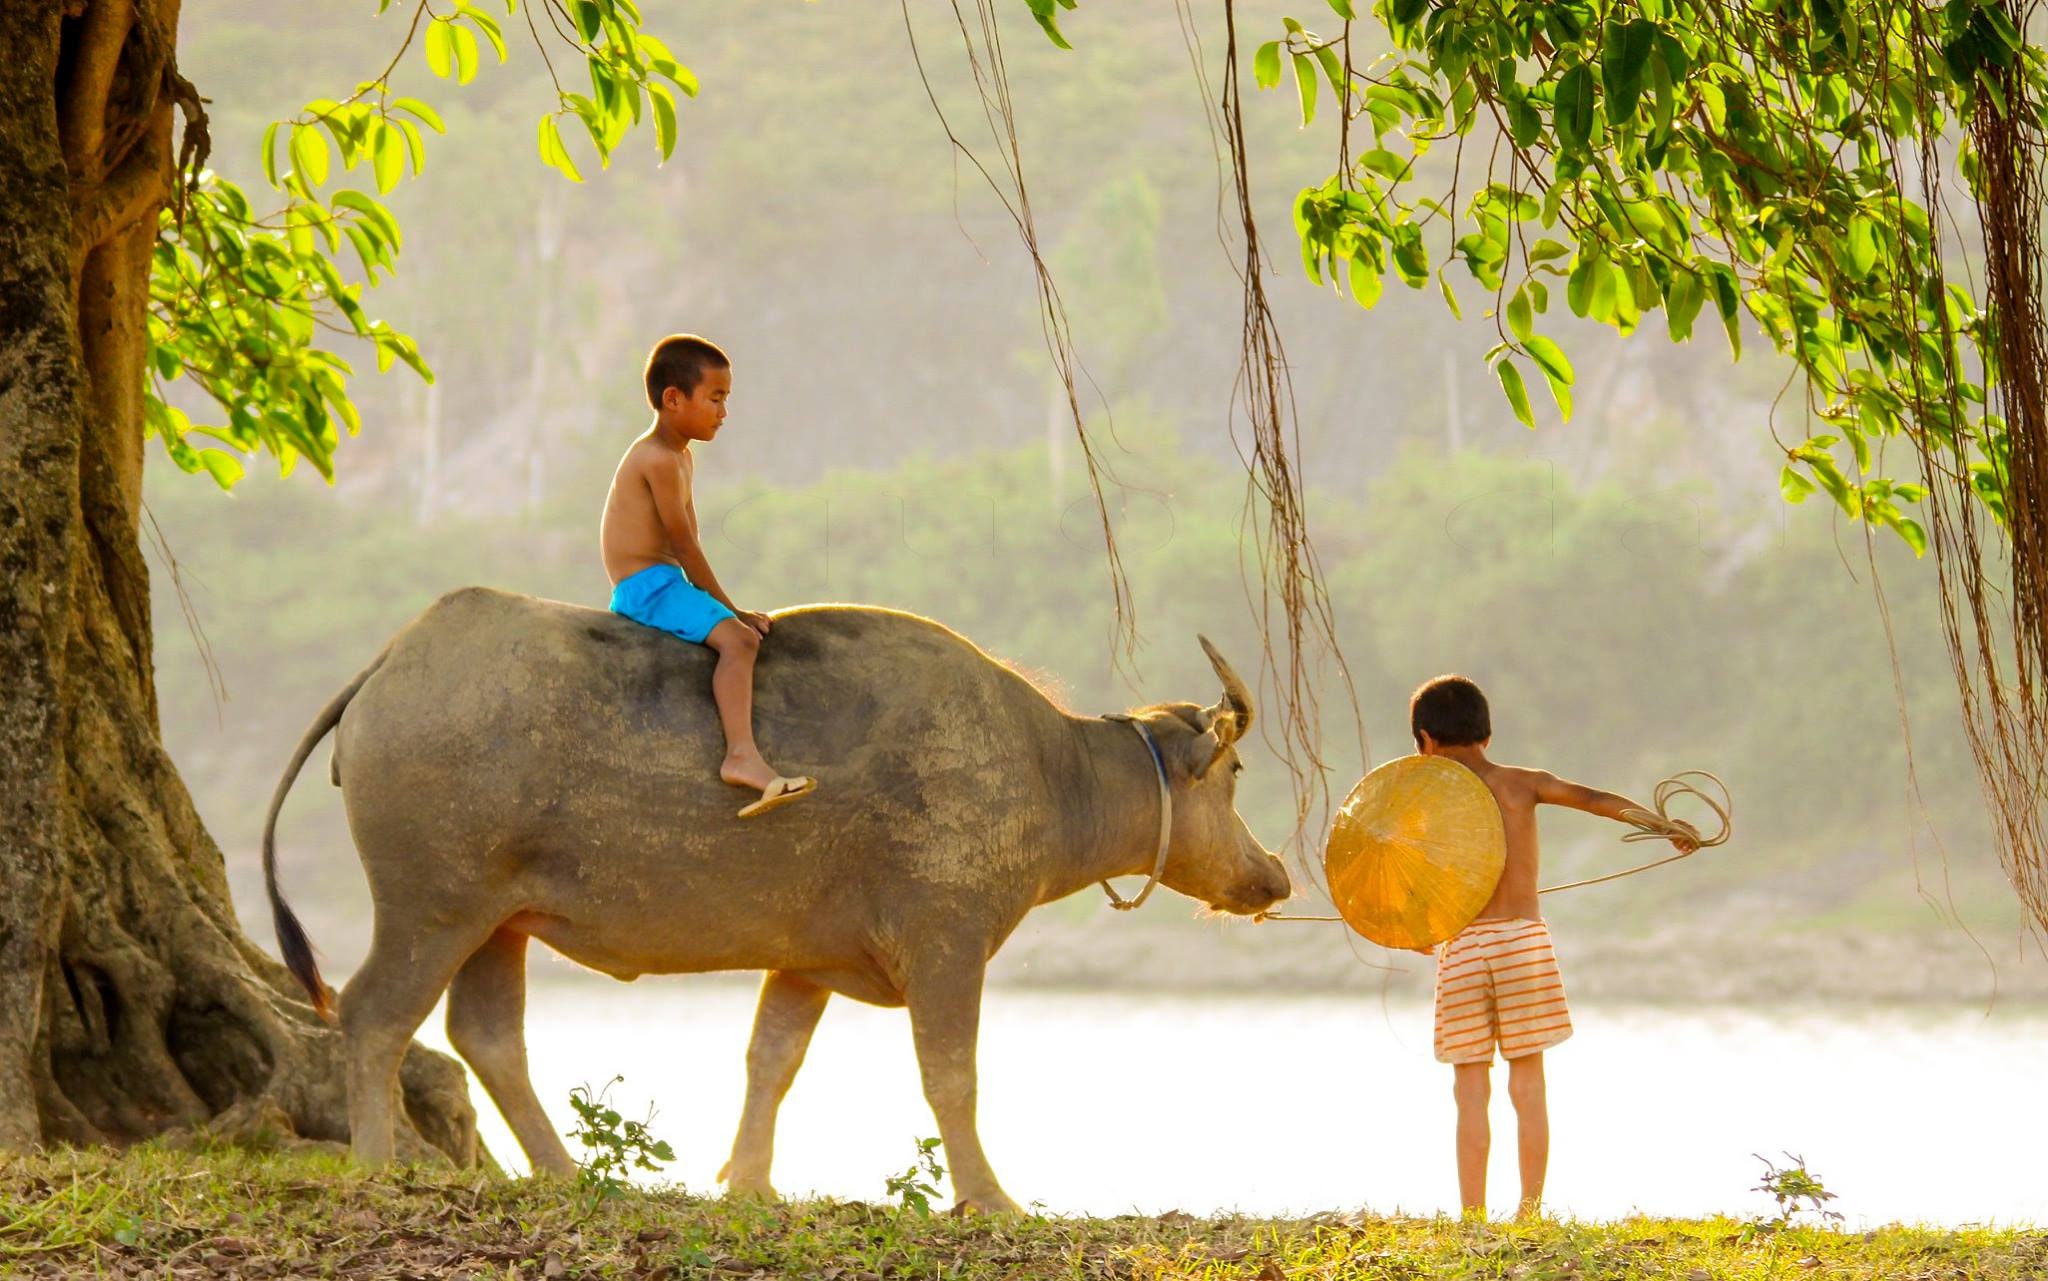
[720,750,778,793]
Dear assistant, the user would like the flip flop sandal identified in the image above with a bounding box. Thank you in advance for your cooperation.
[736,775,818,819]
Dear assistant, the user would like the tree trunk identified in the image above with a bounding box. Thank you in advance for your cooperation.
[0,0,478,1162]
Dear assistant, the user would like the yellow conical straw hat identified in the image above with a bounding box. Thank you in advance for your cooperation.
[1324,755,1506,950]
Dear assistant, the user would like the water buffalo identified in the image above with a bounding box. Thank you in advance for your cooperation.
[262,587,1290,1211]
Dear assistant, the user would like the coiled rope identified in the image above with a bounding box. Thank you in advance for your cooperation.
[1258,771,1731,925]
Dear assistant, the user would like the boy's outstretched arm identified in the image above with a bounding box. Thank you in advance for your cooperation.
[1531,772,1641,821]
[1532,772,1698,851]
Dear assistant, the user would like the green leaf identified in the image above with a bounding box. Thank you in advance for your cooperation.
[344,223,383,281]
[1780,466,1816,503]
[390,97,446,132]
[1314,43,1345,100]
[1647,47,1676,152]
[425,20,454,79]
[538,114,584,181]
[576,107,614,166]
[331,189,400,248]
[1567,253,1601,317]
[289,124,330,186]
[1506,92,1541,148]
[1359,148,1409,180]
[1451,72,1478,132]
[566,92,603,136]
[1894,514,1929,555]
[1555,65,1595,153]
[198,449,246,489]
[1665,267,1704,341]
[1797,446,1860,516]
[650,83,678,159]
[1390,224,1429,284]
[1711,267,1742,358]
[1845,213,1878,276]
[1348,253,1383,307]
[1390,0,1430,27]
[1255,41,1283,91]
[397,119,429,176]
[371,121,404,193]
[1547,372,1573,420]
[1494,356,1535,427]
[1602,19,1658,124]
[1327,0,1356,16]
[1506,284,1533,340]
[590,60,622,118]
[1524,334,1573,385]
[452,24,480,83]
[1984,3,2023,50]
[463,6,509,61]
[1588,260,1618,324]
[1295,53,1319,125]
[1025,0,1074,49]
[261,121,282,187]
[571,0,601,41]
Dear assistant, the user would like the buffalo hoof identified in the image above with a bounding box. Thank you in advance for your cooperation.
[718,1163,780,1202]
[950,1192,1023,1217]
[528,1152,578,1180]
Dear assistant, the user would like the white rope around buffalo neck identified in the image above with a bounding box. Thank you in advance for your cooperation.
[1100,715,1172,912]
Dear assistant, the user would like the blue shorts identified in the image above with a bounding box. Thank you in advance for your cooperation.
[608,563,735,644]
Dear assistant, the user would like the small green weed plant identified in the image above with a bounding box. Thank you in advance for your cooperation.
[1751,1152,1843,1232]
[567,1076,675,1208]
[884,1137,947,1215]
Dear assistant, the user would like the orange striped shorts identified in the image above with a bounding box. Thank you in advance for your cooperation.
[1432,917,1573,1065]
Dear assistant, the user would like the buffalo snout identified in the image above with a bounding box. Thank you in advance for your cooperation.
[1215,844,1290,916]
[1255,851,1292,905]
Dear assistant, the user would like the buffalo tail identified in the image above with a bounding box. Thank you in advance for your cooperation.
[260,649,388,1024]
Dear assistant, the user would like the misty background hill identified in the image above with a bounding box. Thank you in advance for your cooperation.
[149,0,2040,1000]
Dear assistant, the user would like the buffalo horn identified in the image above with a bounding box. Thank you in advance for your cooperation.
[1197,634,1253,745]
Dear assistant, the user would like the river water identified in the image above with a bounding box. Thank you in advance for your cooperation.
[411,983,2047,1227]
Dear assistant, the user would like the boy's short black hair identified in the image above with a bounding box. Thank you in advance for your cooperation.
[644,334,730,409]
[1410,674,1490,749]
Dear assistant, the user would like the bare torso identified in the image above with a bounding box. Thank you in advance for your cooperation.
[600,433,694,585]
[1464,760,1545,921]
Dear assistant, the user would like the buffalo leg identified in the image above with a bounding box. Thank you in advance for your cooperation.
[446,928,575,1177]
[719,970,830,1198]
[905,960,1020,1214]
[341,914,491,1167]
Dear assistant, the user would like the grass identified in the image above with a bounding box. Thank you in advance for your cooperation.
[1,1144,2041,1279]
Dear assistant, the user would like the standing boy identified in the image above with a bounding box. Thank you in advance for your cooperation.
[601,334,815,818]
[1409,674,1695,1220]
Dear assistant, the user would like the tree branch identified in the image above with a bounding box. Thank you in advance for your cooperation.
[57,0,134,182]
[70,131,166,257]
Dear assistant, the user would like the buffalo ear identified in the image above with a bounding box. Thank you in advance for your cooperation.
[1189,725,1234,780]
